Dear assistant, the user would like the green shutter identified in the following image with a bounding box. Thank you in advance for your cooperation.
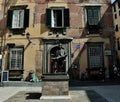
[46,8,51,28]
[64,8,69,27]
[24,9,29,28]
[6,10,13,29]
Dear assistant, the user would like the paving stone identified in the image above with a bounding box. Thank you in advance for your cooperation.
[4,90,108,102]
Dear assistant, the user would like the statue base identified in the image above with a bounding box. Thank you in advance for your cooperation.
[41,74,69,97]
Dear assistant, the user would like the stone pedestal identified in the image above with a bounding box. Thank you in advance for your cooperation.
[41,74,69,98]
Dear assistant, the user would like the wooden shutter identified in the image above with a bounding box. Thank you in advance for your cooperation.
[64,8,69,27]
[6,10,13,29]
[24,9,29,28]
[46,8,51,28]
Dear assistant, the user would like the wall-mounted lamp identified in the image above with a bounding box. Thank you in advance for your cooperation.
[48,31,53,36]
[26,32,36,45]
[63,31,66,35]
[26,32,31,42]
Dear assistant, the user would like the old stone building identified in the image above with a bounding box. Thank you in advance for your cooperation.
[112,0,120,68]
[0,0,114,81]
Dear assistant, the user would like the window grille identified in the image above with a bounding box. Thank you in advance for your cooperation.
[87,43,103,68]
[9,48,23,70]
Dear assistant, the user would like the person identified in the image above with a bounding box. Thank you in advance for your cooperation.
[113,65,118,79]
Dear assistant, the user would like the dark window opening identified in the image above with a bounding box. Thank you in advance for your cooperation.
[114,5,116,12]
[116,24,119,32]
[117,39,120,50]
[53,10,62,27]
[46,8,69,29]
[118,2,120,8]
[115,13,117,19]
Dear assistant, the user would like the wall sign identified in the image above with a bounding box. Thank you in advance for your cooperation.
[104,50,112,55]
[76,44,80,49]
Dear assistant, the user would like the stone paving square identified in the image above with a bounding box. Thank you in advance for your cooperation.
[4,90,108,102]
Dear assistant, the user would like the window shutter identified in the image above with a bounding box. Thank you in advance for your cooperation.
[6,10,13,29]
[84,8,87,26]
[24,9,29,28]
[64,8,69,27]
[46,8,51,28]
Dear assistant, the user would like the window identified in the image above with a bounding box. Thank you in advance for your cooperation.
[12,10,24,28]
[114,5,116,12]
[46,8,69,28]
[116,25,119,31]
[117,38,120,50]
[85,6,101,34]
[9,47,24,70]
[115,13,117,19]
[118,2,120,8]
[7,7,29,29]
[87,43,104,68]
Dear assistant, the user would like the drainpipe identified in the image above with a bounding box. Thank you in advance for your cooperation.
[0,0,9,70]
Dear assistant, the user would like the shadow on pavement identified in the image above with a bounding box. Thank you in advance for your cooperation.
[4,90,109,102]
[85,90,108,102]
[69,79,120,87]
[25,92,42,100]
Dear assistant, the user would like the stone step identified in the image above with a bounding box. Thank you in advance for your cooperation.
[1,81,41,87]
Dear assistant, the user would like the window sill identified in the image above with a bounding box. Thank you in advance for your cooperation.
[86,34,101,37]
[9,69,24,71]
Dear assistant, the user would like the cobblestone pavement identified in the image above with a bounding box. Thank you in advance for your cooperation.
[0,85,120,102]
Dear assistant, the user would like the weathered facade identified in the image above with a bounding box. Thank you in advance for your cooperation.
[0,0,114,81]
[112,0,120,68]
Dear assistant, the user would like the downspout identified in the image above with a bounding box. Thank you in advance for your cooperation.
[1,0,9,70]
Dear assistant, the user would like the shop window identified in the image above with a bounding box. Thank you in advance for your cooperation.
[46,8,69,28]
